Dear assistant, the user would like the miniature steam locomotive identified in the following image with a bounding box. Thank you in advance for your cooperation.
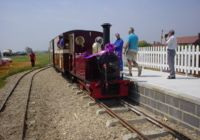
[49,23,130,99]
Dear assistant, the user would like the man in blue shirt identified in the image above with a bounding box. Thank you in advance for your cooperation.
[114,33,123,71]
[57,36,65,49]
[124,27,142,76]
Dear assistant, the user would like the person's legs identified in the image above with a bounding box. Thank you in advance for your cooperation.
[119,56,123,71]
[170,50,175,77]
[132,60,138,67]
[137,65,142,76]
[126,50,133,76]
[31,60,35,67]
[167,49,176,78]
[33,60,35,67]
[132,52,142,76]
[127,59,132,76]
[31,60,33,67]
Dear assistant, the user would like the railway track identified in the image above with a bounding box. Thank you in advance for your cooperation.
[0,69,194,140]
[0,69,34,112]
[69,84,192,140]
[120,100,192,140]
[0,66,50,140]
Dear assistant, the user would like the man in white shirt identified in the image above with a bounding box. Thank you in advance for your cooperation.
[165,30,177,79]
[92,37,102,54]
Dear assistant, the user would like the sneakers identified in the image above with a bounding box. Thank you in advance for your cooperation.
[125,67,142,77]
[138,66,142,77]
[167,75,176,79]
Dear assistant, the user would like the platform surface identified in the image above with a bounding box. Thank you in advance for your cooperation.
[123,67,200,104]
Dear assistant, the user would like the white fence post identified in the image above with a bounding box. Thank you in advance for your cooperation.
[137,45,199,76]
[196,45,199,75]
[191,45,195,74]
[184,45,188,77]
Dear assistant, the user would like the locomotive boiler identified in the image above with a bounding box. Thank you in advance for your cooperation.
[50,23,130,99]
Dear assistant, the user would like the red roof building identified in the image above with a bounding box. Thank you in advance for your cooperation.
[177,33,200,45]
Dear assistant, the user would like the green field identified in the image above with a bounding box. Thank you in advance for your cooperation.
[0,52,50,89]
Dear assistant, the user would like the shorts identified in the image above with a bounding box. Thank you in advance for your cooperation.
[126,50,137,62]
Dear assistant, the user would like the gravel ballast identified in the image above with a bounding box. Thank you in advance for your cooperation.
[0,67,198,140]
[0,68,130,140]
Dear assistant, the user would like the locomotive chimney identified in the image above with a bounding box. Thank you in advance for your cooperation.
[101,23,112,46]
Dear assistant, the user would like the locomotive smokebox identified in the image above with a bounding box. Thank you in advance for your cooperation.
[101,23,112,46]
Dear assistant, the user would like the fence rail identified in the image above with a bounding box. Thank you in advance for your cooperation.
[137,45,200,75]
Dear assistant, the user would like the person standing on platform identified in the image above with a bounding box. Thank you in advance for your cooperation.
[124,27,142,76]
[114,33,124,72]
[165,30,177,79]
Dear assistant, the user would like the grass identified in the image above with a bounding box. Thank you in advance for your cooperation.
[0,52,50,89]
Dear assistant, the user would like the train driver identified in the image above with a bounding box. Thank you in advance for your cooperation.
[92,37,102,54]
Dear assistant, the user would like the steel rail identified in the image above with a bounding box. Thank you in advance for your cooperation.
[87,96,149,140]
[121,100,192,140]
[0,69,34,112]
[21,66,50,140]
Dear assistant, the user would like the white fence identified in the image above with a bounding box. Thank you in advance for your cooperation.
[137,45,200,75]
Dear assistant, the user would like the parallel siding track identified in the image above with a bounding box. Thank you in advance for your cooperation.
[0,66,50,140]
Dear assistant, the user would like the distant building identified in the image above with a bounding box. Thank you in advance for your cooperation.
[177,33,200,45]
[176,33,200,68]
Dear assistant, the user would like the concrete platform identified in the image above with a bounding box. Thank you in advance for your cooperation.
[123,67,200,102]
[123,67,200,134]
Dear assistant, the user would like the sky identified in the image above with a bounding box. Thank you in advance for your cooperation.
[0,0,200,52]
